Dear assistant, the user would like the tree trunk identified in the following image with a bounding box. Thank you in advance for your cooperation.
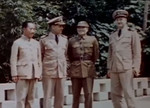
[143,0,149,31]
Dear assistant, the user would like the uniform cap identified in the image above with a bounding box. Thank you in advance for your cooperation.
[112,10,129,19]
[77,21,89,27]
[47,16,66,25]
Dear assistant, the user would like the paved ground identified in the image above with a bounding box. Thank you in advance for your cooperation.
[64,96,150,108]
[136,96,150,108]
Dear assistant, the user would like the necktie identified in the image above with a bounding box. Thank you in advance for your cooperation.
[55,35,58,44]
[118,29,122,37]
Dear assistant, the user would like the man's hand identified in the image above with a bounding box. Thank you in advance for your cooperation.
[37,76,42,81]
[133,69,140,77]
[107,72,111,78]
[12,76,19,83]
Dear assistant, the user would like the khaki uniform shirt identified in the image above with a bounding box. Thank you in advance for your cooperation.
[68,35,99,78]
[40,32,68,78]
[107,26,141,72]
[10,35,42,79]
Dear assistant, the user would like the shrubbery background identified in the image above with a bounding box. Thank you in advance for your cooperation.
[0,0,150,82]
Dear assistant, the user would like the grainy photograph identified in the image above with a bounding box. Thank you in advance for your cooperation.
[0,0,150,108]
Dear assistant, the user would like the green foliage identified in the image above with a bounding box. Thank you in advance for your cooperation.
[0,0,149,82]
[90,22,115,76]
[0,0,62,82]
[62,0,147,77]
[142,28,150,55]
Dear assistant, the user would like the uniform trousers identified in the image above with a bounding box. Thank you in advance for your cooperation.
[16,79,37,108]
[42,77,65,108]
[110,70,136,108]
[71,78,94,108]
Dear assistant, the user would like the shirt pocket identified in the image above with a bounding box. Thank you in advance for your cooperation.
[17,62,29,76]
[84,44,93,53]
[122,36,131,43]
[72,44,81,54]
[44,41,54,50]
[122,36,132,49]
[60,44,67,52]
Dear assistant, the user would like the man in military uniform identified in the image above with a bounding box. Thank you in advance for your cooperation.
[10,21,42,108]
[40,16,68,108]
[107,10,141,108]
[68,21,99,108]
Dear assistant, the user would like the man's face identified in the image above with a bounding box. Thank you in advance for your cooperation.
[51,24,64,35]
[115,17,127,29]
[77,26,89,36]
[23,23,36,38]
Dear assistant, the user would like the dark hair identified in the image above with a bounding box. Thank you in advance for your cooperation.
[22,21,34,28]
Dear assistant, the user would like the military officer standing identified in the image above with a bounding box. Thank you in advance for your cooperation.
[68,21,99,108]
[40,16,68,108]
[10,21,42,108]
[107,10,141,108]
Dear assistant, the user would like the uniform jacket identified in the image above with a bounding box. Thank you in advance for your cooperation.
[40,32,68,78]
[107,26,141,72]
[10,35,42,79]
[68,35,99,78]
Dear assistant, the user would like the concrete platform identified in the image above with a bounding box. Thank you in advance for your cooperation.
[136,96,150,108]
[64,96,150,108]
[1,78,150,108]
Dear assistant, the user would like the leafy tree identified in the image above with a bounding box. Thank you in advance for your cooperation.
[0,0,149,82]
[0,0,62,82]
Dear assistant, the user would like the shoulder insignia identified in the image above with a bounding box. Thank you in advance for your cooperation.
[128,26,136,31]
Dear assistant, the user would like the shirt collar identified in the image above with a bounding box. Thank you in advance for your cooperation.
[48,32,61,39]
[21,35,32,41]
[78,35,88,40]
[117,25,128,33]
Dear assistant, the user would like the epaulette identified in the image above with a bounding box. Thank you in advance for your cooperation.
[128,26,136,31]
[62,35,68,39]
[40,35,48,39]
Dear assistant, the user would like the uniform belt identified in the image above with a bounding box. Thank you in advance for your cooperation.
[72,56,92,61]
